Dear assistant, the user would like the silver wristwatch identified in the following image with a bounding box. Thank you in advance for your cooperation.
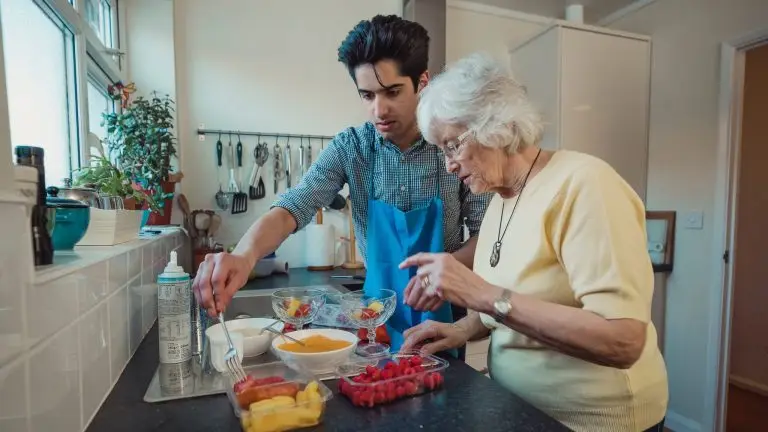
[493,289,513,322]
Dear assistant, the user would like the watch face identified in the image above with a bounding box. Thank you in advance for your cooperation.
[494,300,511,316]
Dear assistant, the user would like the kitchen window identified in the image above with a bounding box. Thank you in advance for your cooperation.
[85,0,115,49]
[1,0,124,185]
[1,0,79,186]
[87,68,116,143]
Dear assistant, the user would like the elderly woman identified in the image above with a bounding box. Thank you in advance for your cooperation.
[399,53,668,432]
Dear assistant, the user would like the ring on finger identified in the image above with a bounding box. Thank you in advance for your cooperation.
[421,275,431,288]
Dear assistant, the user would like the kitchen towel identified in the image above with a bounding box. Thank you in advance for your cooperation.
[305,224,337,268]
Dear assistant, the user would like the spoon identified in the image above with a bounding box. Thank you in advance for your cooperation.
[266,326,306,346]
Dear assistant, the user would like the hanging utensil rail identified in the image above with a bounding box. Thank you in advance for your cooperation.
[197,129,334,141]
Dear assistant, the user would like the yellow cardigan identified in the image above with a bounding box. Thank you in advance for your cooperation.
[475,150,668,432]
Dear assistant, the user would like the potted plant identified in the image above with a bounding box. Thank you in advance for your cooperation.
[72,144,160,213]
[102,83,183,225]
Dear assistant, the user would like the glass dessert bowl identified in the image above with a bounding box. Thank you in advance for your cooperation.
[340,289,396,358]
[271,288,327,330]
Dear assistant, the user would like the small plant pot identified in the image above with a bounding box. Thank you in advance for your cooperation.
[143,180,176,226]
[123,197,139,210]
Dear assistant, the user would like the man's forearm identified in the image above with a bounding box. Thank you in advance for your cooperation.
[451,236,479,269]
[455,310,490,341]
[232,207,297,268]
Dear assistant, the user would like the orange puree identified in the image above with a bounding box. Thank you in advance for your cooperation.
[278,334,352,353]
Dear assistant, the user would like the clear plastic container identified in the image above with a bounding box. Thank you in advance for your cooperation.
[225,361,333,432]
[335,351,449,408]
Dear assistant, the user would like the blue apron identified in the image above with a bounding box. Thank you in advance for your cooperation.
[362,146,457,357]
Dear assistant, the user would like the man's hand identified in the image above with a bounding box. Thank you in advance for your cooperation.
[401,320,470,355]
[192,252,253,317]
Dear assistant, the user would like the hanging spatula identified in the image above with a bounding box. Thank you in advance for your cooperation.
[228,138,248,214]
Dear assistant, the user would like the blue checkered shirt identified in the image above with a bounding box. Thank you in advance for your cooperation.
[272,122,492,263]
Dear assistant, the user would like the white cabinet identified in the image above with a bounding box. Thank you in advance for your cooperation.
[509,24,651,201]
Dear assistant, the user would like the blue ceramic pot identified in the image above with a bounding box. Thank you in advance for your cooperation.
[140,209,150,228]
[46,194,90,250]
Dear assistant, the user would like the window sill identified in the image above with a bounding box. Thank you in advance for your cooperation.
[34,227,187,285]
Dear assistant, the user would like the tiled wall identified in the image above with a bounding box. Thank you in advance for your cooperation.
[0,201,189,432]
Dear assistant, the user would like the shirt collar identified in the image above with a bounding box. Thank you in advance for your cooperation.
[371,122,429,153]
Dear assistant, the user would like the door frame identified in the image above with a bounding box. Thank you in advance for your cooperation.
[708,26,768,432]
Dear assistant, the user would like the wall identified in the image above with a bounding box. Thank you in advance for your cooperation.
[446,1,550,64]
[729,42,768,394]
[125,0,176,101]
[607,0,768,430]
[173,0,401,267]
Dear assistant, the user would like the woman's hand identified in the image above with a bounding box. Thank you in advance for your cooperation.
[401,320,470,355]
[399,252,501,312]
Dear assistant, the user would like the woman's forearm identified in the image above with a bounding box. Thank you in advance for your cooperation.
[451,236,479,269]
[455,310,491,341]
[479,285,646,369]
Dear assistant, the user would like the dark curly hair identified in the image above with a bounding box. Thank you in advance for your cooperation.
[337,14,430,91]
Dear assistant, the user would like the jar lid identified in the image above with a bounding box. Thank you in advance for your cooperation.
[46,197,89,209]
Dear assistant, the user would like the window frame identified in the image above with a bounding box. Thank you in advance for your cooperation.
[16,0,124,176]
[85,57,118,151]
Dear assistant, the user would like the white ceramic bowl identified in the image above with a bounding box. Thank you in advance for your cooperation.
[206,330,244,374]
[271,328,358,375]
[206,318,284,359]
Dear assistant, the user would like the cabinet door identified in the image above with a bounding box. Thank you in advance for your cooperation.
[509,27,561,151]
[560,28,650,200]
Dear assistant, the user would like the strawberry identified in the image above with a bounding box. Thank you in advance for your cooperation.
[396,385,406,398]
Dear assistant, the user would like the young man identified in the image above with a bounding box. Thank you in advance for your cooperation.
[193,15,491,356]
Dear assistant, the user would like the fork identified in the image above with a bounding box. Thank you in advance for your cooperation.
[218,312,247,383]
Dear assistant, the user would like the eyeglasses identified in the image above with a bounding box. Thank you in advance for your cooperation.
[443,130,473,159]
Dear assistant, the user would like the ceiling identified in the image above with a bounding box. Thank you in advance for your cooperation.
[468,0,638,24]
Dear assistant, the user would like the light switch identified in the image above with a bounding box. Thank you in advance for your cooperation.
[684,210,704,230]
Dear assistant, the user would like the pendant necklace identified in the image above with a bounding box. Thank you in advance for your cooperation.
[490,148,542,268]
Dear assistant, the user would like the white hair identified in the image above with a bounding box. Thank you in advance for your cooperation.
[417,52,543,153]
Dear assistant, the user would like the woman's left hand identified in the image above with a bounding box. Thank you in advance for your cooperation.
[399,253,500,312]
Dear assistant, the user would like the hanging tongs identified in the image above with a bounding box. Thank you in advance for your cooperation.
[298,137,305,179]
[273,137,284,194]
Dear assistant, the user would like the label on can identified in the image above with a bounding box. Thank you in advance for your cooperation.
[158,276,192,363]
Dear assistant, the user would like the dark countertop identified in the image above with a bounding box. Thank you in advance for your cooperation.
[87,270,570,432]
[88,323,569,432]
[241,267,366,291]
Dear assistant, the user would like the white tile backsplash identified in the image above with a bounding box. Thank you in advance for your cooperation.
[108,288,129,382]
[0,358,28,432]
[29,324,81,432]
[77,262,108,314]
[108,253,128,293]
[79,303,110,428]
[0,212,187,432]
[141,268,158,336]
[128,249,141,281]
[142,243,153,269]
[27,273,80,346]
[127,276,144,356]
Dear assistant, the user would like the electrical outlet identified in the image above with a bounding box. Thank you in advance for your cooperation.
[683,210,704,230]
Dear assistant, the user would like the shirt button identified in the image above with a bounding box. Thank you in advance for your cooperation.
[400,156,406,162]
[400,185,406,191]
